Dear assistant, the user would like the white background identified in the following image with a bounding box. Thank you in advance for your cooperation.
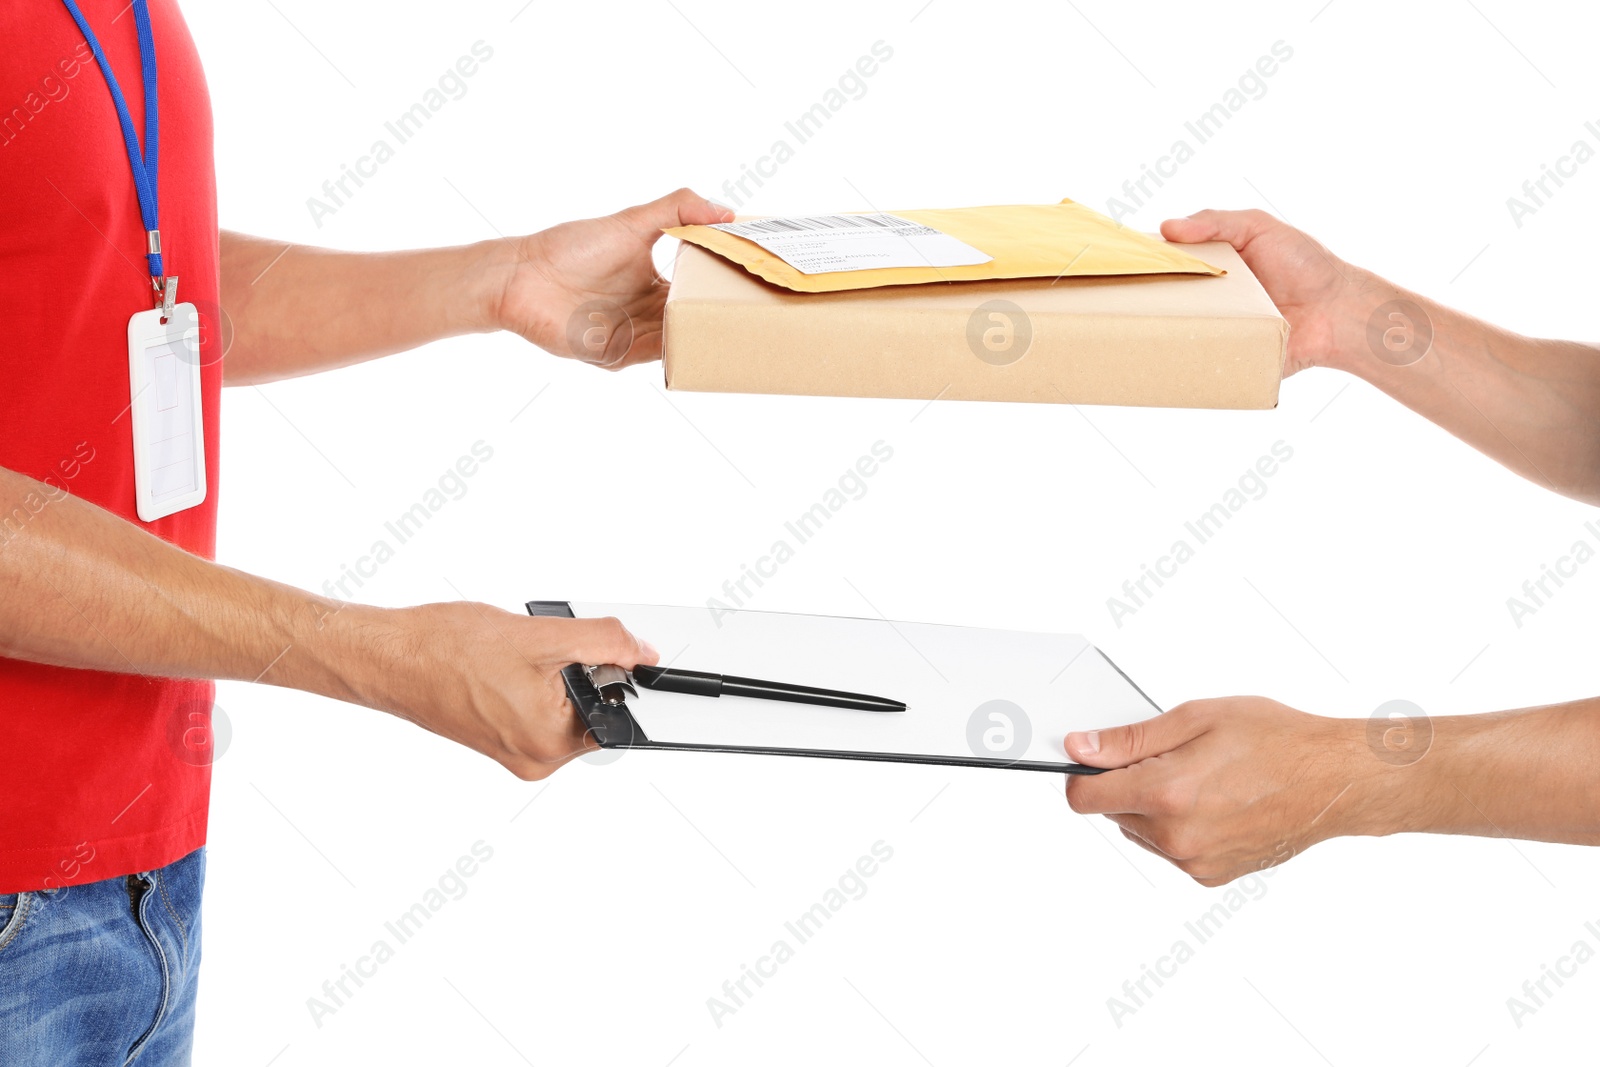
[182,0,1599,1063]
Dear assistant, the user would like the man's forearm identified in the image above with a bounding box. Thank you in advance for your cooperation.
[218,232,514,385]
[0,465,393,707]
[1324,272,1600,503]
[1349,697,1600,846]
[0,460,661,778]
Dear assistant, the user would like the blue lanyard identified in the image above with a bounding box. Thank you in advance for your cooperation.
[58,0,168,304]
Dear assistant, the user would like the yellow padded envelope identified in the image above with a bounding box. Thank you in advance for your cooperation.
[664,198,1223,294]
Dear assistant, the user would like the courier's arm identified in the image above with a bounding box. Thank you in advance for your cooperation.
[1163,210,1600,505]
[217,189,731,385]
[0,463,656,780]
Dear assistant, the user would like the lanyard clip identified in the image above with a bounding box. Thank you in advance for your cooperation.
[153,275,178,322]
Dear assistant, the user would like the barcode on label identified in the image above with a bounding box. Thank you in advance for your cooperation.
[719,213,928,238]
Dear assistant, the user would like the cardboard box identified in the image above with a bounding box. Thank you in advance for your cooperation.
[662,239,1288,409]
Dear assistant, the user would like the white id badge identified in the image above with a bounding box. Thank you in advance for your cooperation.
[127,303,207,522]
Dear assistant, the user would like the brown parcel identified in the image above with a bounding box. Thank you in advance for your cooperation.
[662,239,1288,410]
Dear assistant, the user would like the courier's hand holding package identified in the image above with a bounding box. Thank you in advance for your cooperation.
[662,199,1288,409]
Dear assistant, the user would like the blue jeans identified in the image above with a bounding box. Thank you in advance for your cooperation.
[0,846,204,1066]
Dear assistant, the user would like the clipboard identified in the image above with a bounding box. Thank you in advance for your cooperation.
[528,600,1161,775]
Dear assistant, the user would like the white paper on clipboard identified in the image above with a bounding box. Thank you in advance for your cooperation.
[566,602,1159,769]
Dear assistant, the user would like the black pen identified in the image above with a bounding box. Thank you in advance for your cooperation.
[585,664,905,713]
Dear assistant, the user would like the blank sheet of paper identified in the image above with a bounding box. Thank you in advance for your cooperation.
[572,603,1160,766]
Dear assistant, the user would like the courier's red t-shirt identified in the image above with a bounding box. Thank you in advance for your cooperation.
[0,1,221,893]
